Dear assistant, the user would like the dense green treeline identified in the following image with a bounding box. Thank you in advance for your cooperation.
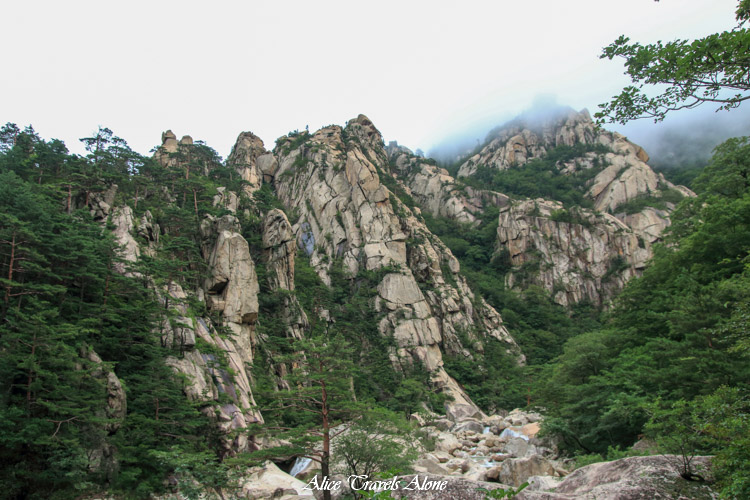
[534,137,750,496]
[0,125,240,498]
[421,204,603,413]
[0,123,442,498]
[428,133,750,496]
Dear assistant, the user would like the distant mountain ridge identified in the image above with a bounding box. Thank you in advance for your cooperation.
[387,108,693,306]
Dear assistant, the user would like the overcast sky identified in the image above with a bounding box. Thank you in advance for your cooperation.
[0,0,741,158]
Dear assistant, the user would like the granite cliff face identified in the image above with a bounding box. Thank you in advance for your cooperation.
[103,117,528,453]
[496,200,648,306]
[101,109,692,454]
[390,108,693,306]
[268,115,521,418]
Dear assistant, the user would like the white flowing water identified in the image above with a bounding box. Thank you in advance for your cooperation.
[483,426,491,434]
[500,427,529,441]
[289,456,312,478]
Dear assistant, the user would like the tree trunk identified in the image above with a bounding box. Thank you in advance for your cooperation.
[26,332,36,416]
[4,229,15,306]
[321,377,331,500]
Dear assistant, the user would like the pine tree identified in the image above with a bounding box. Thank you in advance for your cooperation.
[258,331,363,500]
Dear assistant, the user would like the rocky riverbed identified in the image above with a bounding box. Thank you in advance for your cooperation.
[240,408,717,499]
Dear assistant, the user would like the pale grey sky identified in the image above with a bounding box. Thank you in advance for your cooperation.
[0,0,740,158]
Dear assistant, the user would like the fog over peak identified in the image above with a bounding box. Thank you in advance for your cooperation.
[428,95,750,169]
[617,106,750,169]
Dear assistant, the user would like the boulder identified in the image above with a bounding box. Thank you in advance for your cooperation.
[521,422,541,438]
[390,475,513,500]
[503,437,536,458]
[430,418,453,431]
[414,456,451,475]
[499,454,557,487]
[452,418,485,435]
[241,461,314,499]
[516,455,717,500]
[446,403,483,422]
[434,432,462,454]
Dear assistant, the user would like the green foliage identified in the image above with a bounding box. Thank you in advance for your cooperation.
[443,336,526,412]
[460,143,611,208]
[644,386,750,496]
[477,482,529,499]
[276,129,311,155]
[654,163,705,190]
[572,446,649,470]
[334,409,418,498]
[538,135,750,464]
[597,2,750,124]
[612,188,685,215]
[0,126,231,498]
[549,207,593,227]
[422,203,602,412]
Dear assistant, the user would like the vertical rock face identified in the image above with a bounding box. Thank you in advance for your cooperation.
[84,347,127,432]
[496,199,649,307]
[108,137,265,455]
[457,108,599,176]
[79,347,127,475]
[262,209,297,292]
[386,142,510,225]
[411,108,695,306]
[262,208,308,342]
[203,223,260,325]
[163,280,263,455]
[268,115,520,416]
[103,110,693,453]
[227,131,267,195]
[110,206,141,273]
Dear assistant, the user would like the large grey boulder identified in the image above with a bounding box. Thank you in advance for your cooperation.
[516,455,717,500]
[499,454,558,487]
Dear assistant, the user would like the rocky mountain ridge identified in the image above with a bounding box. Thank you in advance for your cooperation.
[387,108,694,305]
[100,110,696,454]
[264,116,522,416]
[97,115,532,457]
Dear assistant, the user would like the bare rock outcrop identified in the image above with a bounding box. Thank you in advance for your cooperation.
[447,108,695,305]
[83,347,127,432]
[269,116,520,415]
[154,129,197,168]
[457,108,599,176]
[105,145,267,455]
[203,226,260,325]
[516,455,717,500]
[163,281,263,455]
[456,108,694,215]
[262,208,308,350]
[386,143,511,225]
[497,199,649,306]
[227,131,267,195]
